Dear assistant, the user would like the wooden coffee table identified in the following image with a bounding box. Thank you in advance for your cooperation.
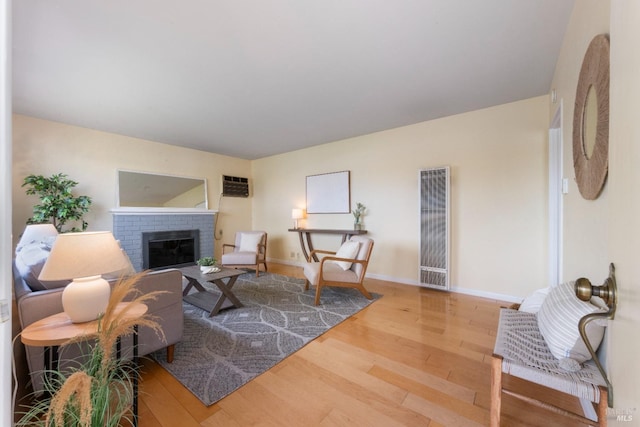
[178,265,245,316]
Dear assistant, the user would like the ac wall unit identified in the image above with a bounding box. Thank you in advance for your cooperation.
[222,175,249,197]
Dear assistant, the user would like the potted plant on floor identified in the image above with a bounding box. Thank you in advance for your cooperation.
[17,273,166,427]
[22,173,92,232]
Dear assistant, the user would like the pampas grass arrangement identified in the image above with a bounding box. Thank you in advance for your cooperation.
[18,272,166,427]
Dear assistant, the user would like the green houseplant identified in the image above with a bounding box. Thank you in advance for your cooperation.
[197,257,219,273]
[22,173,92,232]
[18,273,165,427]
[197,256,217,267]
[352,202,366,230]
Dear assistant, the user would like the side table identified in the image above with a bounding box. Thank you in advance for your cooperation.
[178,265,245,316]
[21,302,148,426]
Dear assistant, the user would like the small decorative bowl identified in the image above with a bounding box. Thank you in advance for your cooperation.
[200,266,220,274]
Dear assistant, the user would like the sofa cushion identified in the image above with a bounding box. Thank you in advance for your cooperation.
[14,240,69,291]
[222,252,257,264]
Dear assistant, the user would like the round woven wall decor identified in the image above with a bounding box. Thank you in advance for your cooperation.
[572,34,610,200]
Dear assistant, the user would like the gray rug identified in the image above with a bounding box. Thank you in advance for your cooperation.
[151,272,380,406]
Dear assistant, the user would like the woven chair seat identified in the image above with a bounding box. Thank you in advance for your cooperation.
[493,308,606,403]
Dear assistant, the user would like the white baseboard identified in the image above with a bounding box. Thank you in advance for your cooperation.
[360,272,523,304]
[269,257,303,267]
[268,258,523,304]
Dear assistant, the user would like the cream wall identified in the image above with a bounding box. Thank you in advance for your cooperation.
[552,0,640,421]
[609,1,640,422]
[252,96,549,300]
[12,115,253,258]
[550,0,610,282]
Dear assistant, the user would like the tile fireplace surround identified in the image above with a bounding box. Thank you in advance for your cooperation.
[112,209,216,272]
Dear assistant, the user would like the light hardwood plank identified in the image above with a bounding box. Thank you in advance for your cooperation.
[135,263,595,427]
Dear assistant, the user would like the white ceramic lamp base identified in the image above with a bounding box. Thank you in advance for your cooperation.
[61,275,111,323]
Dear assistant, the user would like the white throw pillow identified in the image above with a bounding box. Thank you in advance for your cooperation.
[519,287,550,313]
[14,241,69,291]
[331,241,360,271]
[238,233,263,252]
[537,281,607,365]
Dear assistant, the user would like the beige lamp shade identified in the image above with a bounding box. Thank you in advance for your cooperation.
[291,208,304,229]
[39,231,130,281]
[39,231,131,323]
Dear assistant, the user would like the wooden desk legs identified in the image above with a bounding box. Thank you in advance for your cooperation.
[295,231,359,262]
[297,232,312,261]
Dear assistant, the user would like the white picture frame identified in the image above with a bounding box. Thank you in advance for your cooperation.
[306,171,351,214]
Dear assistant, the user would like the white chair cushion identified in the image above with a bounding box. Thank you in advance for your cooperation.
[238,232,263,252]
[303,261,358,286]
[221,252,257,264]
[331,241,360,270]
[537,281,607,364]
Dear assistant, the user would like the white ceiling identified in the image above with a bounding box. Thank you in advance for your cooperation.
[12,1,575,160]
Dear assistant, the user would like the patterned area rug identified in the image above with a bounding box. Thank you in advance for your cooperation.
[152,272,380,406]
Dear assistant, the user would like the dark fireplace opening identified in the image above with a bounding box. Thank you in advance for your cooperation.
[142,229,200,270]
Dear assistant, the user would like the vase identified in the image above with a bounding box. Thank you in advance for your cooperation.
[354,222,362,231]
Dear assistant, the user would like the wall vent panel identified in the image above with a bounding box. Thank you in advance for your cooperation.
[419,167,450,290]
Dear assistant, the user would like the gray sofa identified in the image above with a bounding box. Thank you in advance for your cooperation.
[14,263,184,393]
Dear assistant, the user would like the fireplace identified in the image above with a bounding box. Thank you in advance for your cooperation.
[142,229,200,270]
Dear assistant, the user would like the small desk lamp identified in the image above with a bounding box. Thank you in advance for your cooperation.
[38,231,132,323]
[291,209,304,229]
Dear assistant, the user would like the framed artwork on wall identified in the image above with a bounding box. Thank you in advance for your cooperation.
[306,171,350,214]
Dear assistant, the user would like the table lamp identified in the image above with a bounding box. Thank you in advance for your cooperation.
[292,208,304,229]
[38,231,132,323]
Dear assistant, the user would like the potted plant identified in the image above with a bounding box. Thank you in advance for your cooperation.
[17,273,165,427]
[352,202,366,230]
[22,173,92,232]
[197,257,218,273]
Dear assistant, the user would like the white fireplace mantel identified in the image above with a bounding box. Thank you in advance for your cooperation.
[111,207,217,215]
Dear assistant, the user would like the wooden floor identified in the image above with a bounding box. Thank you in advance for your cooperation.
[136,263,594,427]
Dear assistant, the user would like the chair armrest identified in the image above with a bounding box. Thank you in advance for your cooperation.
[308,249,336,262]
[222,244,236,254]
[318,257,368,281]
[319,256,367,268]
[16,287,65,329]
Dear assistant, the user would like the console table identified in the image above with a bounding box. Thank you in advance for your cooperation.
[288,228,368,261]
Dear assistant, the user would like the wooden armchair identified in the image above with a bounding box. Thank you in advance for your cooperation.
[221,231,267,277]
[302,235,374,305]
